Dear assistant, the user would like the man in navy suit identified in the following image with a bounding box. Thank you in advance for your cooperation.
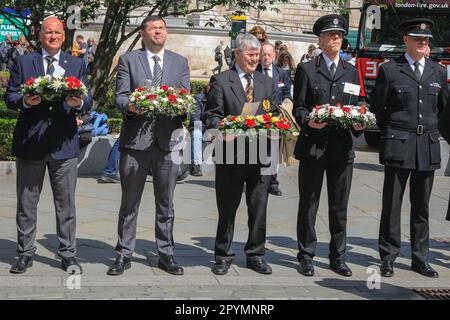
[6,17,92,274]
[257,42,292,196]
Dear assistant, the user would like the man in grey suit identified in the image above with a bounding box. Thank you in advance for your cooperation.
[107,16,190,276]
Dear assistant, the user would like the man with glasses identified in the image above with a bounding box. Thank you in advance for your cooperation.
[293,14,366,277]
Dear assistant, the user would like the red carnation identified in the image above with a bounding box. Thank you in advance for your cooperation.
[230,116,237,122]
[161,85,169,91]
[360,105,366,114]
[265,124,271,129]
[136,87,144,92]
[179,89,188,95]
[147,94,157,100]
[275,122,285,129]
[336,103,342,108]
[168,94,177,103]
[342,106,351,113]
[263,114,271,122]
[246,119,256,128]
[25,77,35,86]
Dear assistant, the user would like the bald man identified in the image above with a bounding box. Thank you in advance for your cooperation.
[6,17,93,274]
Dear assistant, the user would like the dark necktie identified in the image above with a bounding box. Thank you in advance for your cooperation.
[264,68,270,77]
[45,56,56,75]
[329,62,336,78]
[152,55,162,87]
[414,61,422,81]
[244,73,253,102]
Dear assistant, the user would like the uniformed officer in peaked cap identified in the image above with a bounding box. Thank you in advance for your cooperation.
[371,18,448,278]
[293,14,366,277]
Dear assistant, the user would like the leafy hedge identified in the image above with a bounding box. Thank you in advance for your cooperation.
[0,119,16,161]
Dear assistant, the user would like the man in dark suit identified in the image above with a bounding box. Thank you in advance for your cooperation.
[293,15,366,277]
[204,33,278,275]
[371,19,448,278]
[107,16,190,276]
[257,41,292,196]
[6,17,92,274]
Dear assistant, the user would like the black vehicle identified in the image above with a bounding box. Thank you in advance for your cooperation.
[355,0,450,146]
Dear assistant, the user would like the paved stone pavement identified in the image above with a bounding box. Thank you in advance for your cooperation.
[0,136,449,300]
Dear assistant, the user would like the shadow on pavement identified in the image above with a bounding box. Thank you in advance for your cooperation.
[315,278,423,300]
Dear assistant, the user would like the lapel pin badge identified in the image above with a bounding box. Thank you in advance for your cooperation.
[263,100,271,112]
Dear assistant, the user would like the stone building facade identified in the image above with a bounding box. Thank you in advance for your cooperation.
[79,0,363,79]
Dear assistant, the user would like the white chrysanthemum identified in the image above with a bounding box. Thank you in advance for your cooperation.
[350,109,359,117]
[130,96,136,102]
[317,108,327,116]
[333,108,344,118]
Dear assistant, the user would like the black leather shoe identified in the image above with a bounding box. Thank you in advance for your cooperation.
[330,260,352,277]
[380,260,394,277]
[107,255,131,276]
[269,185,282,196]
[10,255,33,274]
[190,164,203,176]
[411,261,439,278]
[246,257,272,274]
[211,259,232,275]
[61,257,83,274]
[298,259,314,276]
[158,256,184,275]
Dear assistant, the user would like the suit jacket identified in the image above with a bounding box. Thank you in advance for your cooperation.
[115,48,190,152]
[6,50,92,161]
[203,67,279,165]
[257,63,292,105]
[370,55,448,171]
[292,54,364,163]
[438,97,450,143]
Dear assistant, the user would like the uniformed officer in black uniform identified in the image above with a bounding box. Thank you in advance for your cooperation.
[371,18,448,278]
[293,14,366,277]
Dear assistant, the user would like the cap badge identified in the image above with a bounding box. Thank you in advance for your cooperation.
[420,23,427,30]
[333,18,339,25]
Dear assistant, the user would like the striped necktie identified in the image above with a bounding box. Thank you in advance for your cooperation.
[244,73,253,102]
[45,56,56,75]
[152,55,162,87]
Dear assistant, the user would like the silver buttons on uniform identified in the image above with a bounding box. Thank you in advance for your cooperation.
[49,107,53,111]
[419,99,423,103]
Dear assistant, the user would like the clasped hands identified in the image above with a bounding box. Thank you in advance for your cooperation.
[24,94,82,108]
[307,119,366,131]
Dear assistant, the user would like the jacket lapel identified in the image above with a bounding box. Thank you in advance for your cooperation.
[138,48,152,80]
[420,58,434,83]
[317,54,333,81]
[33,50,45,77]
[229,67,247,111]
[398,55,419,83]
[58,51,69,76]
[161,50,172,85]
[333,59,346,82]
[253,71,265,104]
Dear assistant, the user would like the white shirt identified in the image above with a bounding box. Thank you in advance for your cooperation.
[146,48,165,75]
[235,63,252,91]
[404,52,425,77]
[235,63,253,91]
[322,53,340,72]
[262,64,273,78]
[42,48,61,73]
